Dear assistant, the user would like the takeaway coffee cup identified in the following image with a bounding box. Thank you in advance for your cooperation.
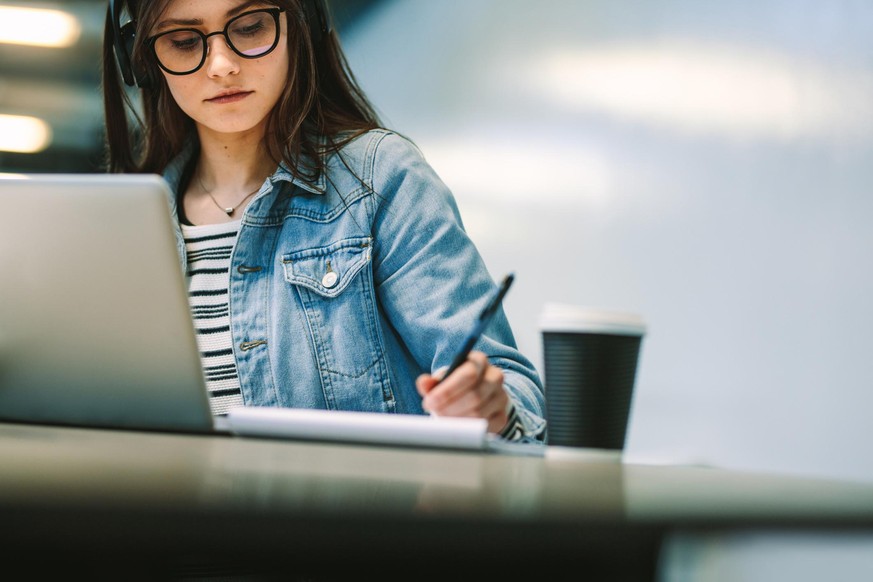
[539,304,646,450]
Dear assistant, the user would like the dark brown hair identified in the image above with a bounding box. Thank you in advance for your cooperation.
[102,0,382,180]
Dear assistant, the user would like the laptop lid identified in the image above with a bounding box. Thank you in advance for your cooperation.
[0,174,215,434]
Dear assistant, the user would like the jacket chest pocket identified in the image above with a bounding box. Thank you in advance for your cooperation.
[281,236,380,378]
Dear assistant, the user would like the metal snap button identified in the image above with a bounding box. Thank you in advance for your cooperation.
[322,271,338,288]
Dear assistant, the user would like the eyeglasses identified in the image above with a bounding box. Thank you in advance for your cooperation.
[148,7,285,76]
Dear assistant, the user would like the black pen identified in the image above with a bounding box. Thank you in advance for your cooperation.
[434,273,515,385]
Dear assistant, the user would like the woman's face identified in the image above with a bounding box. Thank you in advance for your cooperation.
[151,0,290,139]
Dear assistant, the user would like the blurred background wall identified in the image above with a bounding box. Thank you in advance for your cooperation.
[341,0,873,486]
[2,1,873,487]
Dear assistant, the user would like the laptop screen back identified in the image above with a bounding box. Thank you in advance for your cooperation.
[0,174,214,433]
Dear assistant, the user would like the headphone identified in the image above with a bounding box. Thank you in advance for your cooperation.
[108,0,332,89]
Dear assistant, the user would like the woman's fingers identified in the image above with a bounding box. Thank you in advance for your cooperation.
[415,374,439,398]
[422,352,507,426]
[422,352,488,408]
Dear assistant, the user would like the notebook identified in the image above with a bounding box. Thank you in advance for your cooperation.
[0,174,543,455]
[224,407,544,455]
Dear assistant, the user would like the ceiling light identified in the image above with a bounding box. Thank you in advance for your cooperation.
[0,6,81,48]
[0,114,53,153]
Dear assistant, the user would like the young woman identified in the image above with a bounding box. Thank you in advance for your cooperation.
[102,0,546,443]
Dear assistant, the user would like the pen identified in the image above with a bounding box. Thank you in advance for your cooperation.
[434,273,515,385]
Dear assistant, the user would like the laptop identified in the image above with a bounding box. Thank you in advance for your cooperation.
[0,174,216,434]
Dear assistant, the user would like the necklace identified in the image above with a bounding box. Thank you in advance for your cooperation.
[196,172,260,216]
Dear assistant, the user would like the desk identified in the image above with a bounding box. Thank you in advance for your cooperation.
[2,423,873,581]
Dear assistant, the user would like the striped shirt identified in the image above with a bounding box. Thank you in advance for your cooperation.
[499,404,525,441]
[182,220,244,416]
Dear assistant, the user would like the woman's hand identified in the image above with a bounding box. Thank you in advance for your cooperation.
[415,351,510,434]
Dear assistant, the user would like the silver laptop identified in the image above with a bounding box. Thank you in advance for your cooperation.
[0,174,216,434]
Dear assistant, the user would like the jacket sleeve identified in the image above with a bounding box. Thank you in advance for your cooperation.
[368,132,546,442]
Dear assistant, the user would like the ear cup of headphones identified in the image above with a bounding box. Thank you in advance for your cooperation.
[118,21,142,87]
[109,0,132,86]
[110,0,151,88]
[124,27,152,88]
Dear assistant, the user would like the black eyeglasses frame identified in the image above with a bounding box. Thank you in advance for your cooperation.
[147,7,286,76]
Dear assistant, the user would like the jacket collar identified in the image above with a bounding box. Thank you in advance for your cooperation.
[272,160,326,195]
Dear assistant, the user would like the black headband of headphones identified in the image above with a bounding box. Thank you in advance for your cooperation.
[108,0,332,89]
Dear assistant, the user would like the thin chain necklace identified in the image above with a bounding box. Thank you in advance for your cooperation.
[196,172,261,217]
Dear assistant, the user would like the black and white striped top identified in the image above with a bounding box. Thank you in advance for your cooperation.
[182,220,244,416]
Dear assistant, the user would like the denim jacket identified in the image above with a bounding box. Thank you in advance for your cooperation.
[162,129,546,442]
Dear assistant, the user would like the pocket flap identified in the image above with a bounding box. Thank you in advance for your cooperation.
[282,236,372,298]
